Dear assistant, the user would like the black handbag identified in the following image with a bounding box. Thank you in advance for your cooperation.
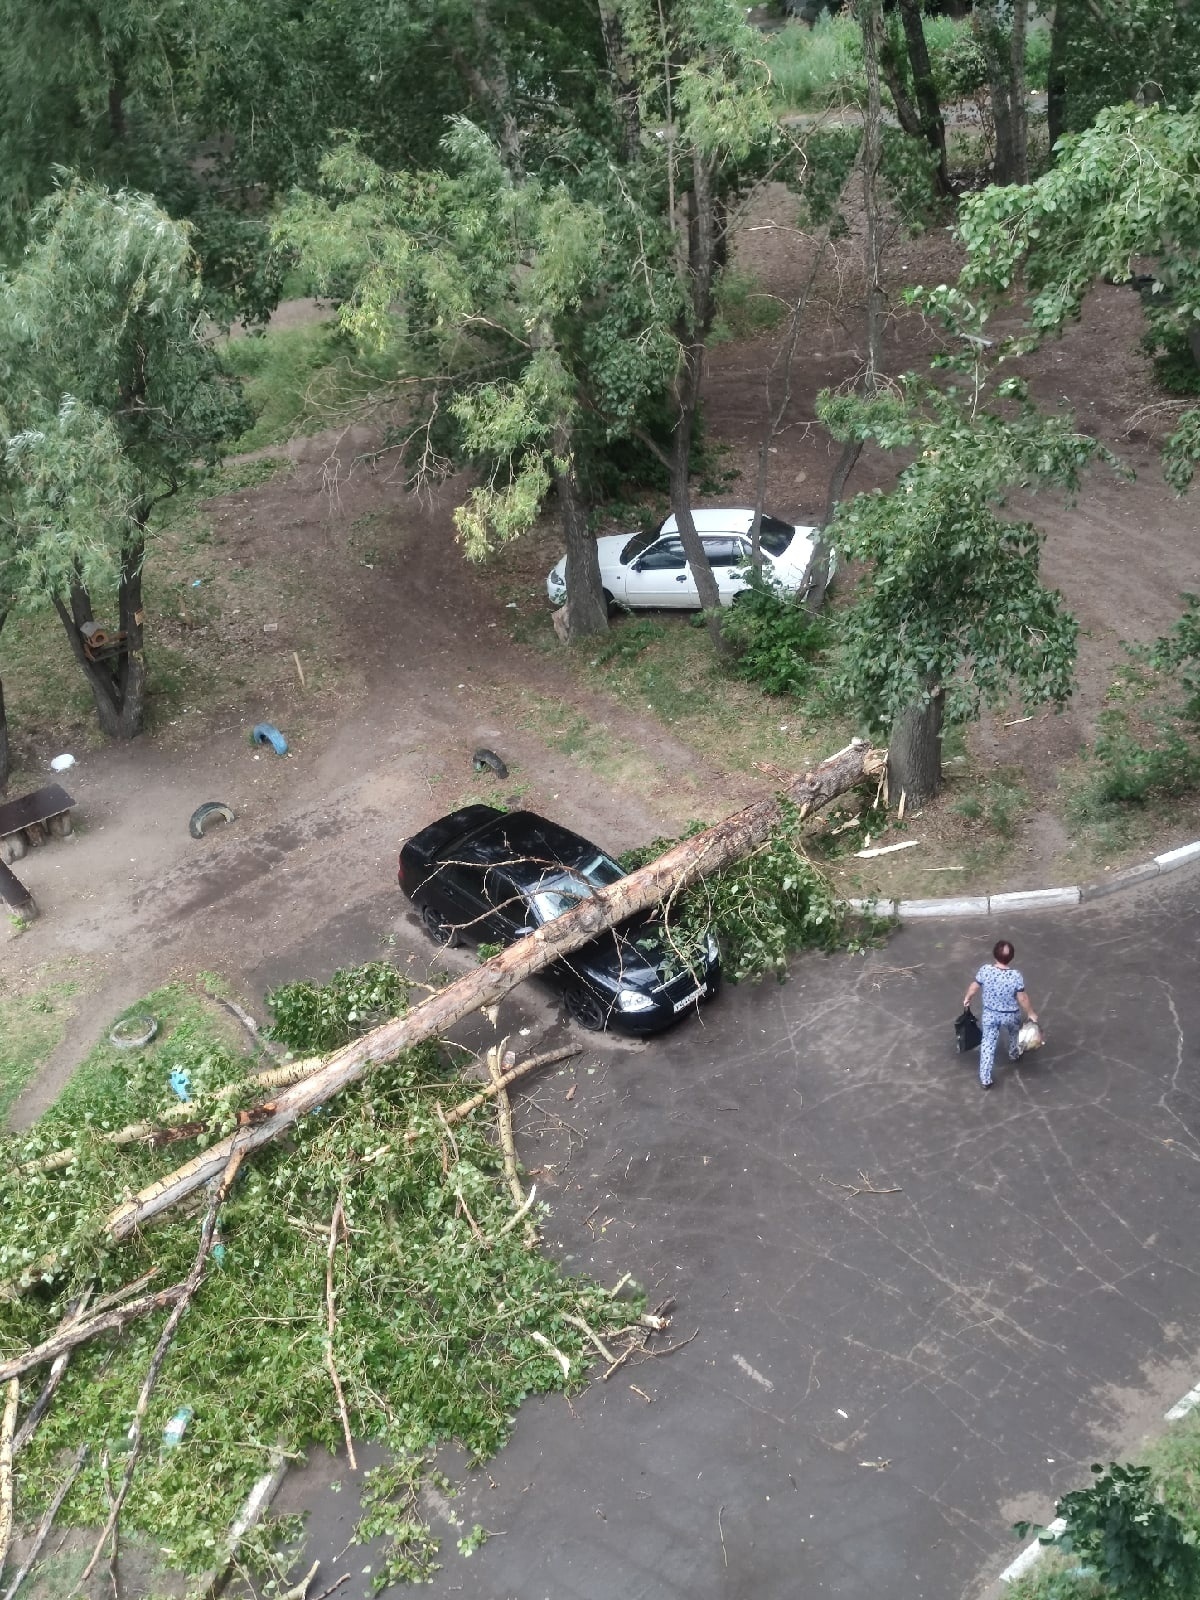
[955,1007,982,1053]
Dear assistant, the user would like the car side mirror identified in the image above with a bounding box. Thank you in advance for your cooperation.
[514,925,534,937]
[632,559,645,572]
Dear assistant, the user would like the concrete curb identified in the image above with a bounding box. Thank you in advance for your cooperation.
[846,837,1200,923]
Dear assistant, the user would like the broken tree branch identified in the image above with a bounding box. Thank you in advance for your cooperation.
[72,1150,244,1595]
[101,740,882,1244]
[0,1379,17,1579]
[324,1200,357,1473]
[0,1282,190,1386]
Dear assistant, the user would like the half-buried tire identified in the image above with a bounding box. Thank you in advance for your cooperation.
[189,801,236,840]
[472,748,509,779]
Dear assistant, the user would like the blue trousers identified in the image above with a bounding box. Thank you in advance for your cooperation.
[980,1010,1021,1085]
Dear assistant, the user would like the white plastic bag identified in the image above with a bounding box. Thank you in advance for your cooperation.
[1018,1020,1044,1052]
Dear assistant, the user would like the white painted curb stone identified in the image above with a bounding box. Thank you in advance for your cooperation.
[1155,840,1200,870]
[895,896,989,918]
[1000,1517,1066,1585]
[989,887,1081,912]
[846,836,1200,923]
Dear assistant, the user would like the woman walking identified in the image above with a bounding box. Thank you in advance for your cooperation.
[963,940,1039,1090]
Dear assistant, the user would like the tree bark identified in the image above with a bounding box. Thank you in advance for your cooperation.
[1007,0,1029,185]
[804,436,862,615]
[103,738,886,1244]
[556,432,608,641]
[973,0,1027,184]
[897,0,950,196]
[0,610,9,795]
[670,150,724,647]
[859,0,886,391]
[887,685,944,809]
[1046,2,1068,152]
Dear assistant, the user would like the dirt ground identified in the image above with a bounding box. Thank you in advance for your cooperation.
[2,188,1198,1109]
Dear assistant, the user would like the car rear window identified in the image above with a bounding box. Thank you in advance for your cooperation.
[759,515,795,556]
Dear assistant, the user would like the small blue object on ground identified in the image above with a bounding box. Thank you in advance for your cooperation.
[250,723,289,755]
[168,1068,192,1101]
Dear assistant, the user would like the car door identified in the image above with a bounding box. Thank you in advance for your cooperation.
[435,859,500,945]
[627,536,693,607]
[702,535,749,605]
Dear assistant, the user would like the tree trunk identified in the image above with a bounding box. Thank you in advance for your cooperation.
[669,149,725,649]
[804,436,862,615]
[1046,1,1068,152]
[897,0,950,196]
[859,0,886,390]
[0,611,9,795]
[887,686,944,809]
[556,432,608,641]
[1007,0,1029,184]
[104,737,887,1244]
[51,539,147,741]
[973,0,1026,184]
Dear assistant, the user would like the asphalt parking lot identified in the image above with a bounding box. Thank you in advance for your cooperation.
[266,868,1200,1600]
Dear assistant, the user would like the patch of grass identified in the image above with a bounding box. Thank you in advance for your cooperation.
[581,614,853,780]
[709,269,788,345]
[761,15,864,112]
[0,982,77,1122]
[952,772,1028,841]
[47,983,248,1131]
[223,320,402,451]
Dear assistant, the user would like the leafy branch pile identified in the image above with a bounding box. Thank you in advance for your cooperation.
[0,979,640,1589]
[621,802,879,984]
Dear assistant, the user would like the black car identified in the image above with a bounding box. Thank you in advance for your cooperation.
[398,806,720,1034]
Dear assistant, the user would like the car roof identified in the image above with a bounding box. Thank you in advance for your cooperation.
[452,809,612,884]
[658,509,792,536]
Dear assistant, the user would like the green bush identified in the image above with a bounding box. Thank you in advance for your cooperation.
[722,575,831,696]
[1016,1462,1200,1600]
[266,961,413,1052]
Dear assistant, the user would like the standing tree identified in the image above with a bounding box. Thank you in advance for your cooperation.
[613,0,786,644]
[879,0,950,197]
[819,293,1112,805]
[0,181,247,739]
[971,0,1029,185]
[278,122,683,642]
[956,96,1200,491]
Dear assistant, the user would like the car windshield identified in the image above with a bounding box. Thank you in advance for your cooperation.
[526,853,624,924]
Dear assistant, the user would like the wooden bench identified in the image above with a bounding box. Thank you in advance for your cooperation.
[0,783,76,862]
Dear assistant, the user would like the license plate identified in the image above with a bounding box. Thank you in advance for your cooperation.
[673,987,704,1013]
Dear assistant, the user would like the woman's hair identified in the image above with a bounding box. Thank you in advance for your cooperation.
[993,940,1015,965]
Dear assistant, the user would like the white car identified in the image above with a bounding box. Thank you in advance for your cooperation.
[545,509,817,612]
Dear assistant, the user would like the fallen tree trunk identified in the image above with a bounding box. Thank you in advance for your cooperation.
[105,739,883,1244]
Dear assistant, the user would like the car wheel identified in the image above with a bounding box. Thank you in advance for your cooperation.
[420,902,460,948]
[602,588,619,619]
[564,985,608,1032]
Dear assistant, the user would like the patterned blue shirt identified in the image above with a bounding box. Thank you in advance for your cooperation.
[976,964,1025,1016]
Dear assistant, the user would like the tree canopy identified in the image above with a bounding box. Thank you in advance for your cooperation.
[0,180,247,739]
